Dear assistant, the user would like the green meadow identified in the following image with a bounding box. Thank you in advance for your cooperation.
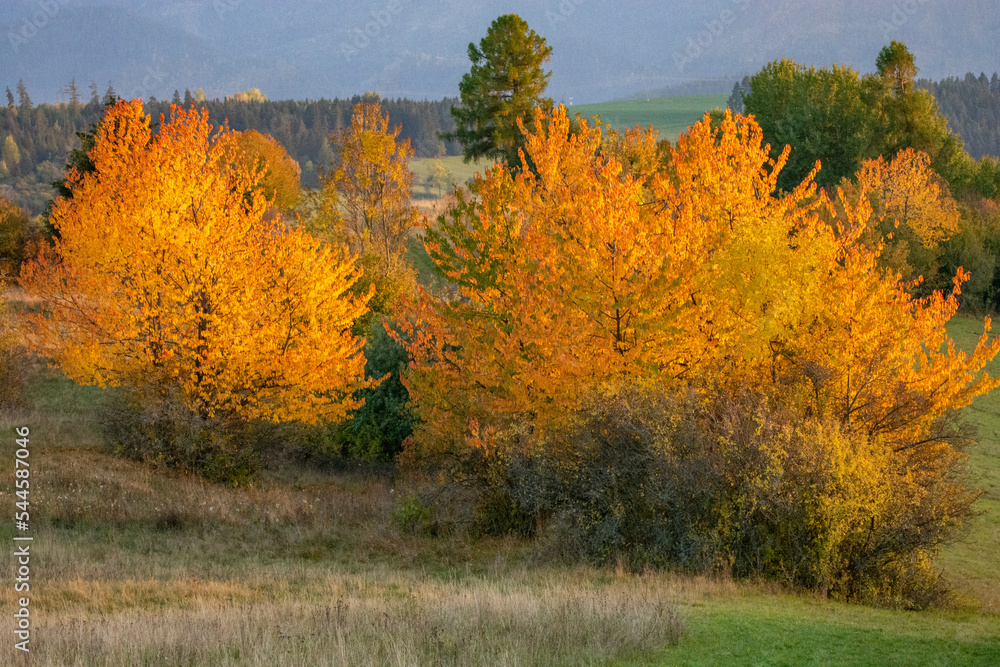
[570,94,730,142]
[408,94,730,195]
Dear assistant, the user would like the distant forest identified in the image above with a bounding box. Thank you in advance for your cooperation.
[917,73,1000,161]
[0,85,461,215]
[5,72,1000,216]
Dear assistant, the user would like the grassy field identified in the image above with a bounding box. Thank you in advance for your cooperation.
[935,316,1000,612]
[1,314,999,664]
[409,155,489,198]
[569,94,729,142]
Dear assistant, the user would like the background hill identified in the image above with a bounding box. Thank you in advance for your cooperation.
[3,0,1000,104]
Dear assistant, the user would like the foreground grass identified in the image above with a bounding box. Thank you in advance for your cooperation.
[653,594,999,666]
[1,365,685,665]
[1,343,999,664]
[570,94,729,142]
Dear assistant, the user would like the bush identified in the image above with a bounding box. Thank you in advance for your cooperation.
[97,390,275,486]
[0,284,27,409]
[464,387,973,608]
[393,493,434,535]
[330,317,414,461]
[0,197,38,281]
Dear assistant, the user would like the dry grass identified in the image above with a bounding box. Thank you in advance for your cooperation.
[0,366,686,665]
[25,571,684,666]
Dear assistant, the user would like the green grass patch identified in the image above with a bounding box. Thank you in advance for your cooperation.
[409,155,492,198]
[570,94,729,142]
[644,595,1000,666]
[939,315,1000,610]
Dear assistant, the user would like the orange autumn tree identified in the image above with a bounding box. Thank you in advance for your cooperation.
[314,96,420,328]
[396,107,1000,598]
[234,129,302,214]
[665,114,1000,451]
[21,100,372,424]
[399,106,1000,459]
[849,147,961,285]
[399,107,702,453]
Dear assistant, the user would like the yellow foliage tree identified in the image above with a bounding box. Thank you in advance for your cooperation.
[319,96,419,263]
[849,147,962,285]
[226,88,268,103]
[21,100,372,424]
[857,148,961,248]
[399,106,1000,460]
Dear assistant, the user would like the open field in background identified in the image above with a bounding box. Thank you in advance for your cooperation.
[408,93,729,199]
[569,94,730,143]
[1,312,999,663]
[409,155,489,198]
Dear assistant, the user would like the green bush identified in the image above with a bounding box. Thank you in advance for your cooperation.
[332,317,414,461]
[393,493,434,535]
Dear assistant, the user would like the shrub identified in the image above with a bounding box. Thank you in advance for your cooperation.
[469,387,973,608]
[393,493,434,535]
[96,390,276,486]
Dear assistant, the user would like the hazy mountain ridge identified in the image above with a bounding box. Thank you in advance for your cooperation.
[3,0,999,104]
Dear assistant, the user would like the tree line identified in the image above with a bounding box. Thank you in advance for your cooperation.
[917,72,1000,160]
[0,82,461,215]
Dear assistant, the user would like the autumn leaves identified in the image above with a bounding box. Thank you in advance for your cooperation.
[16,98,1000,476]
[21,100,372,424]
[392,105,999,598]
[12,95,1000,596]
[402,106,1000,463]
